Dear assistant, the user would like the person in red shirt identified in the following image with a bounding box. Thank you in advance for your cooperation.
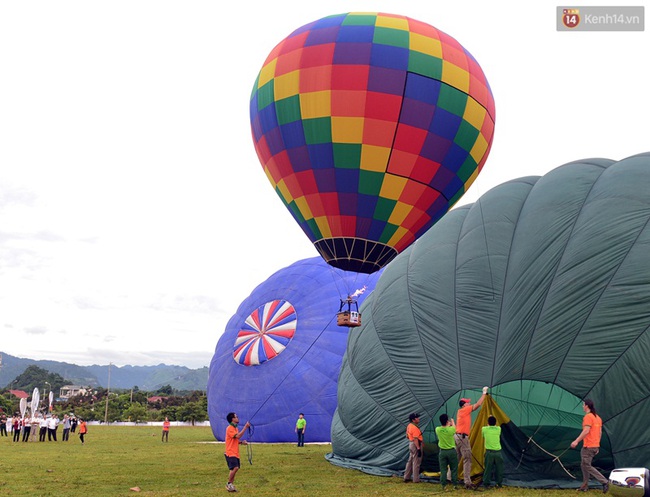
[403,413,423,483]
[455,386,488,489]
[224,413,251,493]
[12,415,21,442]
[570,399,609,493]
[162,417,170,442]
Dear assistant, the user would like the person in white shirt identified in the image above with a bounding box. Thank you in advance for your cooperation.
[21,415,32,442]
[39,415,48,442]
[47,414,59,441]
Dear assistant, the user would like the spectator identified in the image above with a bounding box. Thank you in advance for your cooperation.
[0,413,7,436]
[78,418,88,445]
[162,417,170,442]
[62,414,71,442]
[12,415,21,442]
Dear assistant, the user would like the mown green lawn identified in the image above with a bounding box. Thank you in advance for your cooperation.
[0,425,585,496]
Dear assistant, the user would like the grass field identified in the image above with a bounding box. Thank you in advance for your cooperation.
[1,425,589,496]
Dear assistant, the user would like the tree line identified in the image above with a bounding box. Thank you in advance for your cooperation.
[0,365,208,425]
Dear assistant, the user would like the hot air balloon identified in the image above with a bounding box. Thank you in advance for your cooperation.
[250,12,496,274]
[328,153,650,488]
[207,257,382,442]
[20,397,27,419]
[31,388,40,416]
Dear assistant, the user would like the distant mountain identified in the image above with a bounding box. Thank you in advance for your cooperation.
[0,352,208,391]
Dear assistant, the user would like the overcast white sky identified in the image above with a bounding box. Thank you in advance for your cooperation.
[1,1,647,369]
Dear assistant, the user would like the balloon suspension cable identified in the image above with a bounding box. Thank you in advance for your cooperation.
[327,264,368,305]
[246,424,254,465]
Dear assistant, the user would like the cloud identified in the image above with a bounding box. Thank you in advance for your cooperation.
[149,294,222,314]
[0,229,67,279]
[0,184,37,209]
[73,296,109,311]
[33,231,66,242]
[24,326,48,335]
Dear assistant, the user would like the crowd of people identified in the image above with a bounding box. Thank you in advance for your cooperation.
[5,394,609,493]
[403,391,609,493]
[0,412,86,444]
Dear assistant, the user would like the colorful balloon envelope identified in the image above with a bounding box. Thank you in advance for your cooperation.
[250,12,496,273]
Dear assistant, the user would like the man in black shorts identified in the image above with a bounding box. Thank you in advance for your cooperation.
[224,412,251,492]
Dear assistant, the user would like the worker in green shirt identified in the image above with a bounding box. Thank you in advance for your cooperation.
[295,413,306,447]
[435,414,459,490]
[482,415,504,488]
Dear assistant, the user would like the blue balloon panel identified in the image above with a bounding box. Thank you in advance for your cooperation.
[208,257,382,442]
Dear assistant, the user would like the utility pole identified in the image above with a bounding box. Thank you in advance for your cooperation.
[104,362,112,424]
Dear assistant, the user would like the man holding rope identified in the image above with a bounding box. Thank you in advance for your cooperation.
[224,412,251,493]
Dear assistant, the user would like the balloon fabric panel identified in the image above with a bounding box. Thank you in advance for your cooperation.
[329,152,650,484]
[250,12,495,273]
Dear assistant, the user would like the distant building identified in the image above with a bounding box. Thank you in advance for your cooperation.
[59,385,89,399]
[147,396,168,403]
[9,389,29,399]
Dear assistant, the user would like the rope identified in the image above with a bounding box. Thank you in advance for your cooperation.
[521,435,576,479]
[246,424,254,465]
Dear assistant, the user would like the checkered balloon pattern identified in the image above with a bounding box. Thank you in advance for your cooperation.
[250,12,496,274]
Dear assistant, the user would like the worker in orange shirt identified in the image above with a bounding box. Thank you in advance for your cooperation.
[78,418,88,445]
[224,412,251,493]
[162,417,170,442]
[570,399,609,493]
[455,386,488,489]
[403,412,423,483]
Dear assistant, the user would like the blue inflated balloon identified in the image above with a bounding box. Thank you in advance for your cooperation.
[207,257,382,442]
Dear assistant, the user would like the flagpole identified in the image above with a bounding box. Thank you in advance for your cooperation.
[104,362,112,424]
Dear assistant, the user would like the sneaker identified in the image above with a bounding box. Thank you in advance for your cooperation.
[465,483,477,490]
[603,482,609,493]
[577,484,588,492]
[226,482,237,492]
